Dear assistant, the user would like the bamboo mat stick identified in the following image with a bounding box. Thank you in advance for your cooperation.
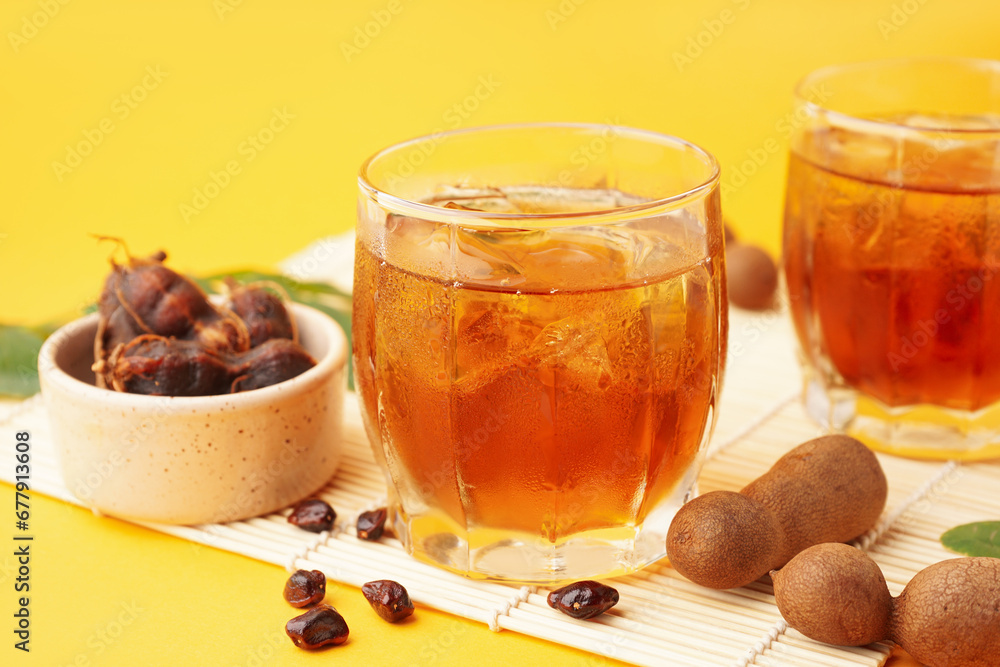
[5,313,996,666]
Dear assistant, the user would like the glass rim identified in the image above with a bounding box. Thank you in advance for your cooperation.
[794,56,1000,135]
[357,122,720,229]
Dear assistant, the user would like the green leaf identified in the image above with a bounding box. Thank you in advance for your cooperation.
[941,521,1000,558]
[197,270,352,301]
[0,326,48,397]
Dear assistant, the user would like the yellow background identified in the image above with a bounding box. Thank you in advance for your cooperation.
[1,0,996,664]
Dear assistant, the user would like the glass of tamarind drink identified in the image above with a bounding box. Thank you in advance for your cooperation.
[783,58,1000,461]
[353,123,727,582]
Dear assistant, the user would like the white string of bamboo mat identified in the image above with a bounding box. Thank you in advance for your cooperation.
[0,394,879,666]
[706,388,799,460]
[4,310,999,665]
[0,392,43,424]
[851,461,960,552]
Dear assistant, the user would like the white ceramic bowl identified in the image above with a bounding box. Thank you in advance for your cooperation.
[38,303,346,525]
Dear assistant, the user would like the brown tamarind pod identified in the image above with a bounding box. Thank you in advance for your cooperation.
[114,259,250,352]
[666,435,888,589]
[94,250,164,387]
[92,242,251,387]
[96,336,317,396]
[91,239,314,396]
[229,339,316,393]
[773,544,1000,667]
[98,335,232,396]
[94,306,144,388]
[226,281,298,347]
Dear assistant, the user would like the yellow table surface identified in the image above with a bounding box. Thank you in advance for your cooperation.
[1,1,995,664]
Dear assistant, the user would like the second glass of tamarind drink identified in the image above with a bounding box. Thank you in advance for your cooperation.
[783,58,1000,461]
[353,123,726,583]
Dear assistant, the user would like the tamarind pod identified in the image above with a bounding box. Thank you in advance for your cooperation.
[226,282,297,347]
[96,336,316,396]
[196,302,251,353]
[94,307,145,388]
[113,259,251,353]
[102,335,232,396]
[94,257,149,384]
[666,435,888,589]
[96,249,168,331]
[229,339,316,393]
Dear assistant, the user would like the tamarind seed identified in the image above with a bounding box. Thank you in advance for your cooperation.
[284,569,327,608]
[356,508,388,541]
[547,581,619,620]
[285,604,349,649]
[288,499,336,533]
[361,580,414,623]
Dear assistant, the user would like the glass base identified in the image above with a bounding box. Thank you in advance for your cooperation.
[388,473,700,585]
[803,377,1000,461]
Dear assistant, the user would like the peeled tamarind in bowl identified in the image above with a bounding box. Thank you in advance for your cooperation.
[224,280,298,347]
[94,247,250,386]
[91,242,318,395]
[99,334,316,396]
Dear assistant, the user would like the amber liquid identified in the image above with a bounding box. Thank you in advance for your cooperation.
[784,133,1000,413]
[353,187,724,578]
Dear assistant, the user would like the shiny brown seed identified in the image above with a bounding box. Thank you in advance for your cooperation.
[361,580,414,623]
[547,581,619,620]
[288,499,336,533]
[285,604,349,649]
[284,569,326,608]
[356,508,388,541]
[726,243,778,310]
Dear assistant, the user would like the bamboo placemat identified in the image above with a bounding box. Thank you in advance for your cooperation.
[3,307,999,667]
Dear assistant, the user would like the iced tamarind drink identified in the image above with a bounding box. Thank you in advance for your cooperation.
[783,59,1000,460]
[354,124,726,582]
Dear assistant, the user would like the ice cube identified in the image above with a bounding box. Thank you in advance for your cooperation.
[884,112,1000,131]
[425,184,649,215]
[454,300,541,387]
[386,213,439,243]
[524,315,613,390]
[624,211,706,275]
[397,185,709,291]
[519,228,634,290]
[453,228,526,286]
[425,185,523,213]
